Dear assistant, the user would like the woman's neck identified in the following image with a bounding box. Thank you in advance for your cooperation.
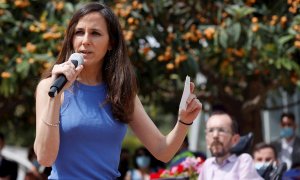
[77,67,102,85]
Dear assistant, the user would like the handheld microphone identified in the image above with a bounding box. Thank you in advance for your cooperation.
[48,53,84,98]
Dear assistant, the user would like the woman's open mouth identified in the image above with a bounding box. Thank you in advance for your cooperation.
[79,50,92,55]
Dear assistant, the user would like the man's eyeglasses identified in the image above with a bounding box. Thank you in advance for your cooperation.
[205,127,232,136]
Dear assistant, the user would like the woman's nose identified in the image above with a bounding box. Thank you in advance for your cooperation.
[82,33,91,45]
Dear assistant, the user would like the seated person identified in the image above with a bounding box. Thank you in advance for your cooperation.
[270,112,300,170]
[252,142,278,177]
[198,110,263,180]
[125,146,152,180]
[0,132,18,180]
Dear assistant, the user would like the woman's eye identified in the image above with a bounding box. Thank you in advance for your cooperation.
[92,31,101,36]
[75,31,84,35]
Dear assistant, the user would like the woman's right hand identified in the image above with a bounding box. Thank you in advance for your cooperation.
[34,60,83,166]
[51,60,84,92]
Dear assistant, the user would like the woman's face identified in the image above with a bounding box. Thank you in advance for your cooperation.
[73,12,111,67]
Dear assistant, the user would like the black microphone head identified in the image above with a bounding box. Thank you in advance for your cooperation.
[69,53,84,67]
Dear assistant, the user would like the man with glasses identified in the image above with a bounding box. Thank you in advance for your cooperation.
[198,111,263,180]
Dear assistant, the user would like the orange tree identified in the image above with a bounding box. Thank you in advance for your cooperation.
[0,0,88,145]
[0,0,300,145]
[114,0,300,143]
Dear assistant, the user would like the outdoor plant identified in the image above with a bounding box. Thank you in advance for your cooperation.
[150,157,204,180]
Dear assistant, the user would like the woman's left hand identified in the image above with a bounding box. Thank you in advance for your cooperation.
[178,82,202,124]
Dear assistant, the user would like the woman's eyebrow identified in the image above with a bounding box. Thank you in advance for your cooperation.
[75,27,102,31]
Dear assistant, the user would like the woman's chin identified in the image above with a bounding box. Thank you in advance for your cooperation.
[82,53,90,59]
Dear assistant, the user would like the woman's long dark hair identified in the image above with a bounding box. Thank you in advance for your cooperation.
[43,2,137,123]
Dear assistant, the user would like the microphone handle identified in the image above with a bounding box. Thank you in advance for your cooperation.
[48,60,79,97]
[48,75,67,97]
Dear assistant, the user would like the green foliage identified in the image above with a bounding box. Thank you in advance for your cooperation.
[0,0,80,145]
[122,134,142,154]
[116,0,300,111]
[1,0,300,145]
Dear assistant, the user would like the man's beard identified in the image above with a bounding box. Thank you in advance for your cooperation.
[209,140,228,157]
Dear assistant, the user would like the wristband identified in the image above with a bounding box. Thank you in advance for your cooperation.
[178,119,193,125]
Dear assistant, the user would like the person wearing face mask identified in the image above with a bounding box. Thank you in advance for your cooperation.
[125,147,152,180]
[198,110,263,180]
[271,112,300,170]
[252,142,278,178]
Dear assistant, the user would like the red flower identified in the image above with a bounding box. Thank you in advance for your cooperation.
[150,156,205,179]
[150,172,160,179]
[177,164,184,173]
[150,168,166,179]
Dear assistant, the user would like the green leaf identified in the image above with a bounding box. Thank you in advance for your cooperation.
[0,10,15,23]
[219,28,228,49]
[278,35,294,45]
[254,36,262,49]
[16,62,30,79]
[231,22,241,43]
[275,58,298,71]
[0,3,8,9]
[33,54,55,62]
[240,7,256,18]
[64,2,74,13]
[225,5,256,19]
[142,3,150,13]
[0,78,15,97]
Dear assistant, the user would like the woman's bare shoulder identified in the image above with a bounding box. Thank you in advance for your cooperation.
[36,78,53,92]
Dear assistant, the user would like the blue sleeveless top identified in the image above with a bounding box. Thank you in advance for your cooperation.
[49,81,127,179]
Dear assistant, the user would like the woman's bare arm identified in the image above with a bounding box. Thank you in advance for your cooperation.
[129,83,202,162]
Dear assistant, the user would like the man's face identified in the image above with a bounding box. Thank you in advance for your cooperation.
[281,116,296,130]
[253,147,276,164]
[280,116,297,139]
[205,114,239,158]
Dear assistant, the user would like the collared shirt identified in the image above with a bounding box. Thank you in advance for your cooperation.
[198,153,263,180]
[280,137,295,169]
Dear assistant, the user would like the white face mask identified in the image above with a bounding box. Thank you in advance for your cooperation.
[254,161,275,170]
[255,162,268,170]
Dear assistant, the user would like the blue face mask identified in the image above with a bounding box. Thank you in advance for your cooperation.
[254,162,269,170]
[280,127,294,138]
[254,161,276,176]
[32,159,40,169]
[136,156,150,169]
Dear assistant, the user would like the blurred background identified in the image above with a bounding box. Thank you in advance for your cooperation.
[0,0,299,179]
